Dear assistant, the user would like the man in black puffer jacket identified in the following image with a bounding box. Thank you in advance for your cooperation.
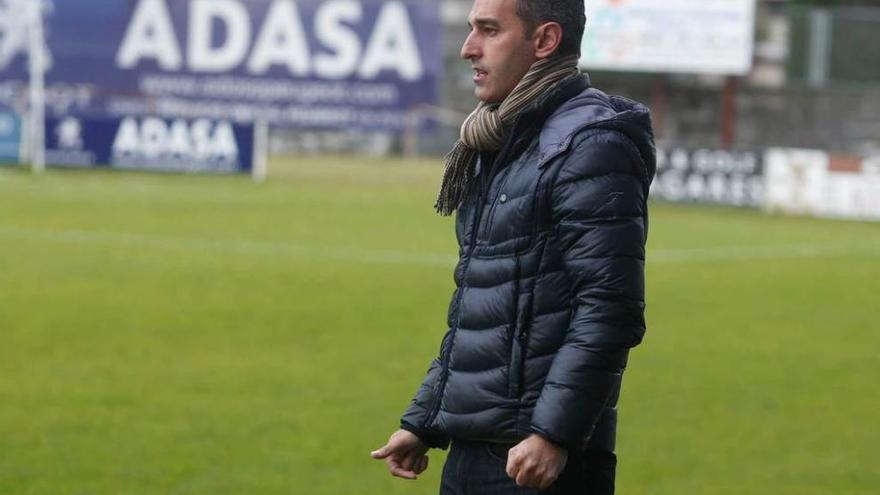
[372,0,655,493]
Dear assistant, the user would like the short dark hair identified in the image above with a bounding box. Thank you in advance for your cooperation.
[515,0,586,57]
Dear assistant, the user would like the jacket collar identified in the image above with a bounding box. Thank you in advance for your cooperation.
[487,73,592,173]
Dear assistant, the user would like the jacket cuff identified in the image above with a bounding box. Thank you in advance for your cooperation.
[400,421,450,450]
[529,425,577,453]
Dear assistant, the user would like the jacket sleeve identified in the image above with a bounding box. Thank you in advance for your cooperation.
[400,355,451,450]
[529,129,649,451]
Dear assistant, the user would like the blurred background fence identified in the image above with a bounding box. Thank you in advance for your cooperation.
[280,0,880,158]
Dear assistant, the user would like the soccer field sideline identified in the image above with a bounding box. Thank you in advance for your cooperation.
[1,224,879,267]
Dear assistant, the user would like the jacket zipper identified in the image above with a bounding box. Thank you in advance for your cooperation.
[423,159,489,428]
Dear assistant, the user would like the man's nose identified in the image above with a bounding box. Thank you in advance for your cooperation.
[460,32,479,60]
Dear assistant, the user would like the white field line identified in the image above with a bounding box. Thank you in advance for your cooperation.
[0,225,877,267]
[0,226,457,267]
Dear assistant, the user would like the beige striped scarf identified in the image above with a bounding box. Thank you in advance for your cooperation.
[434,54,581,216]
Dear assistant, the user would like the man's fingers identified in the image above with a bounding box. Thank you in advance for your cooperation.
[400,452,418,472]
[515,468,530,487]
[413,455,429,474]
[370,444,390,459]
[514,462,540,488]
[505,451,518,479]
[388,457,418,480]
[390,466,418,480]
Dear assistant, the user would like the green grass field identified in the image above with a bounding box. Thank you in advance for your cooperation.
[1,158,878,495]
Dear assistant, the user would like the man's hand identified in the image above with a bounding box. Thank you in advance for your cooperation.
[371,429,430,480]
[506,433,568,490]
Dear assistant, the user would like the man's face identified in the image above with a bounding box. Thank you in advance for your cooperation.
[461,0,538,103]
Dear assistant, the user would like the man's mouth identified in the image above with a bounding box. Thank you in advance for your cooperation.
[473,68,488,84]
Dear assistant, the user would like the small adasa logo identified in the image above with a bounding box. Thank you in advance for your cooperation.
[112,117,239,162]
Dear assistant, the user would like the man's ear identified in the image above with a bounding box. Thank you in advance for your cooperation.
[532,22,563,59]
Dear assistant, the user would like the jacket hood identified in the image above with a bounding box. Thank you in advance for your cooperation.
[538,75,656,184]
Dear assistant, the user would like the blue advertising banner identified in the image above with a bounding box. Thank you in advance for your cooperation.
[0,104,21,163]
[45,115,255,173]
[1,0,442,130]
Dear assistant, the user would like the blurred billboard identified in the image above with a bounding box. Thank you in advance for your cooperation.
[765,149,880,221]
[580,0,756,75]
[651,146,764,208]
[0,0,442,130]
[650,144,880,221]
[44,115,256,173]
[0,102,21,163]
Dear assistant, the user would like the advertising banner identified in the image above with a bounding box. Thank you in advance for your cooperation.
[764,149,880,221]
[45,115,255,173]
[580,0,756,75]
[0,104,21,163]
[0,0,442,130]
[650,145,764,208]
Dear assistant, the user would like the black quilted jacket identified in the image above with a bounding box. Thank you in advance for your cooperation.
[401,74,655,454]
